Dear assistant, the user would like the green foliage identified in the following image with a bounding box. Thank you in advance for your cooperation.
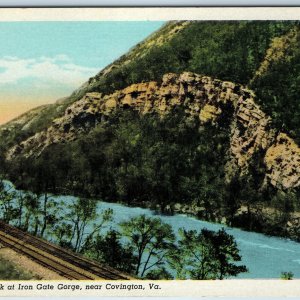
[120,214,175,277]
[171,228,247,279]
[0,181,18,224]
[22,193,40,234]
[84,230,136,274]
[0,182,247,280]
[4,106,300,241]
[7,109,230,222]
[251,34,300,144]
[87,21,293,96]
[144,267,173,280]
[281,271,294,280]
[117,216,246,279]
[65,198,113,252]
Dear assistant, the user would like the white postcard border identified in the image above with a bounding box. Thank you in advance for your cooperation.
[0,6,299,297]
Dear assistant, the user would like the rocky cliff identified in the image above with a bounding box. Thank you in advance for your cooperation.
[6,72,300,190]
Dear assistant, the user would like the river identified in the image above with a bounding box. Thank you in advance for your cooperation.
[2,180,300,279]
[94,201,300,279]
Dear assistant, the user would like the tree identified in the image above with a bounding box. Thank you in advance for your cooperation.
[208,228,248,279]
[52,221,73,248]
[84,230,136,274]
[0,180,18,224]
[34,192,61,239]
[166,245,188,279]
[271,190,296,223]
[66,197,113,252]
[23,193,40,235]
[120,215,175,277]
[144,267,173,279]
[281,271,294,280]
[16,191,25,228]
[173,228,247,279]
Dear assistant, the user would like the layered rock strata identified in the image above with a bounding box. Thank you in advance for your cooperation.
[7,72,300,190]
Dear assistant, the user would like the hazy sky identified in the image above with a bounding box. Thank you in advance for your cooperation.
[0,21,164,124]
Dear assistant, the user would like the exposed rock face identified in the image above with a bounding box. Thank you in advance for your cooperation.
[265,133,300,189]
[6,72,300,190]
[230,96,275,176]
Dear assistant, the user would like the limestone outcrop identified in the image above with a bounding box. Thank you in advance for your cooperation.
[6,72,300,190]
[265,133,300,189]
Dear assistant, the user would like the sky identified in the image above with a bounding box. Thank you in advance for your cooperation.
[0,21,164,124]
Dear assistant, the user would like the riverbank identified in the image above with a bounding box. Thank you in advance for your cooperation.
[95,200,300,278]
[123,198,300,243]
[6,176,300,243]
[2,179,300,278]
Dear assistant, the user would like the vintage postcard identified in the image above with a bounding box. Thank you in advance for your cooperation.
[0,7,300,297]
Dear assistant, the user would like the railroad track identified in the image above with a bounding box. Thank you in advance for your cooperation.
[0,221,132,280]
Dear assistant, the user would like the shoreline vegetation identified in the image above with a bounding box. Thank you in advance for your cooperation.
[0,180,248,280]
[0,179,297,280]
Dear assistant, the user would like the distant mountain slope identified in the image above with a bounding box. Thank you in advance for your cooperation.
[0,99,67,148]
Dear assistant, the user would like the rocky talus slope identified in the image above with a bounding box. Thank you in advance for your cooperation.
[7,72,300,190]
